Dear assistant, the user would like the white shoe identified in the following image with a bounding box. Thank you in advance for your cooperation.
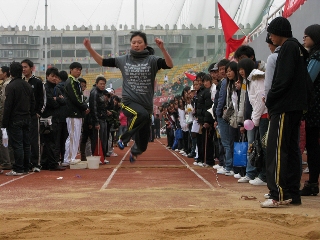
[217,167,228,174]
[182,153,188,157]
[213,164,222,170]
[225,170,234,176]
[238,176,251,183]
[303,167,309,173]
[197,162,204,167]
[110,152,118,157]
[249,178,267,186]
[104,159,110,164]
[5,170,23,176]
[61,162,70,167]
[233,173,241,179]
[32,167,41,173]
[179,150,185,154]
[193,161,198,166]
[260,199,279,208]
[180,151,186,155]
[70,159,81,165]
[175,149,179,152]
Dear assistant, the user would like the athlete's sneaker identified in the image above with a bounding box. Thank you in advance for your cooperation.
[117,139,125,150]
[238,176,252,183]
[249,177,267,186]
[129,153,137,163]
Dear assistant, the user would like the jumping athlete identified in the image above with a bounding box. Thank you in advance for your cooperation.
[83,31,173,162]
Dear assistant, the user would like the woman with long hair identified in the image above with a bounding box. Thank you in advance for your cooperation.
[237,58,268,185]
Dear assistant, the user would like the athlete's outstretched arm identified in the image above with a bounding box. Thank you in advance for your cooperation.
[155,37,173,68]
[83,38,103,66]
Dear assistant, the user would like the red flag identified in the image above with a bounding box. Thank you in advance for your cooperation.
[185,72,197,81]
[217,2,239,42]
[226,36,246,59]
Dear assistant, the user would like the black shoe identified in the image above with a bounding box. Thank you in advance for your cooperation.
[187,153,195,158]
[49,166,66,171]
[290,198,302,205]
[41,165,50,170]
[300,181,319,196]
[0,163,12,170]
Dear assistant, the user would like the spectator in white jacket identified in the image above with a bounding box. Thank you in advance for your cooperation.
[264,33,281,101]
[237,58,269,186]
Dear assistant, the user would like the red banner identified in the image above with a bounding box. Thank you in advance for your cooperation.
[153,96,173,106]
[283,0,307,18]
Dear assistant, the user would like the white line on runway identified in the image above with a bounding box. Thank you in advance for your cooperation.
[0,172,34,187]
[100,149,130,190]
[167,148,216,191]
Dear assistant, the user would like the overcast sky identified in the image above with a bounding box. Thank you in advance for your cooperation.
[0,0,285,30]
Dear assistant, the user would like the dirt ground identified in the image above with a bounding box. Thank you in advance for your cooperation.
[1,140,319,240]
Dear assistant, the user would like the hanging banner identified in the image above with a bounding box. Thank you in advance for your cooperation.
[283,0,307,18]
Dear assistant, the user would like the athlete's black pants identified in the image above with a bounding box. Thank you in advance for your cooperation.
[120,102,151,156]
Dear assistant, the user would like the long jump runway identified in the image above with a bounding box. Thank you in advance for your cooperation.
[0,138,318,213]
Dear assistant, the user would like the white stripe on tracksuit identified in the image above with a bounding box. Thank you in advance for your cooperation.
[64,117,82,162]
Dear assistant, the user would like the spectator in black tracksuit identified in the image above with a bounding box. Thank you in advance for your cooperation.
[261,17,309,207]
[196,74,214,166]
[54,70,69,162]
[89,77,109,163]
[193,75,205,164]
[41,67,66,171]
[21,59,45,171]
[2,62,35,176]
